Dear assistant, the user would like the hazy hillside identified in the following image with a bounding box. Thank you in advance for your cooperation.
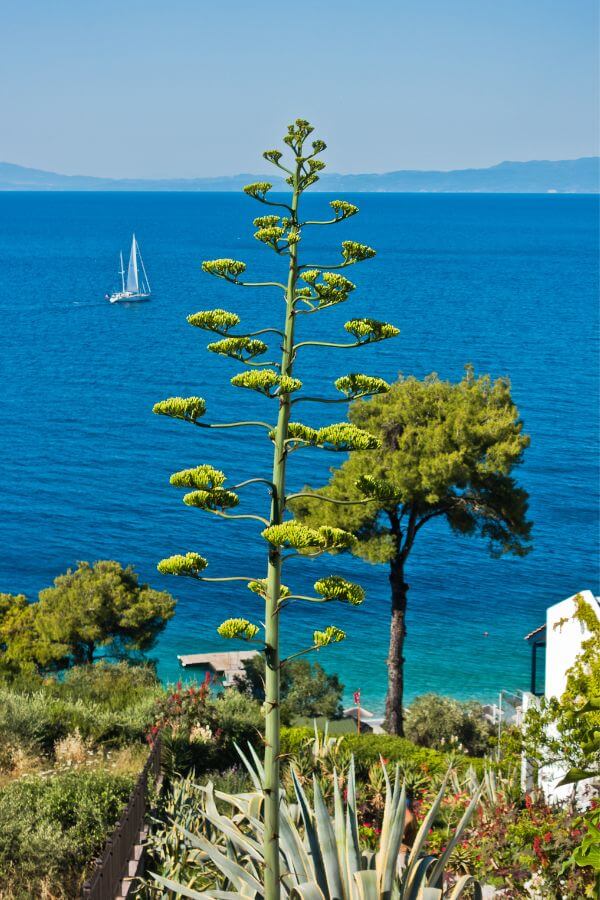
[0,157,597,193]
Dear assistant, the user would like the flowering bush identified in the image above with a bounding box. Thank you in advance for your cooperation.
[423,787,596,897]
[152,681,262,776]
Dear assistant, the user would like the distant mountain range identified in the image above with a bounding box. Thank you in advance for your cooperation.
[0,157,598,193]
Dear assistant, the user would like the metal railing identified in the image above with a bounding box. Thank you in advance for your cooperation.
[82,735,162,900]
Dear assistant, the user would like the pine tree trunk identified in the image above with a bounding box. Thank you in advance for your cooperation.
[384,556,408,735]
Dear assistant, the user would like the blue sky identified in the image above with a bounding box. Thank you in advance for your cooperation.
[1,0,598,177]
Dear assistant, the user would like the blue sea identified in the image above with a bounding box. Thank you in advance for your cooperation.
[0,192,598,712]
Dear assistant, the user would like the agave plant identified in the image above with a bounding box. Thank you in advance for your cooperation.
[149,746,484,899]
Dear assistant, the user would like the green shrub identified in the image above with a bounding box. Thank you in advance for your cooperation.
[0,770,133,897]
[404,693,494,756]
[58,660,161,709]
[157,687,263,777]
[0,663,162,757]
[0,686,157,753]
[280,727,487,777]
[234,656,343,724]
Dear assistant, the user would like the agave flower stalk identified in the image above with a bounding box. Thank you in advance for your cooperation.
[154,119,399,898]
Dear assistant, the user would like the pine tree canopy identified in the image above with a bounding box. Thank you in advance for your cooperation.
[291,367,532,562]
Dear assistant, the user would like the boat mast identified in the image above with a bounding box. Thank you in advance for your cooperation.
[119,251,125,293]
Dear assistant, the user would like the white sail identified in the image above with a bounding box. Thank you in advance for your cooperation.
[126,234,139,293]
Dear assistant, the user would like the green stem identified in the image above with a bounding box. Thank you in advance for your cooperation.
[263,159,301,900]
[191,420,273,431]
[285,492,373,506]
[293,339,363,351]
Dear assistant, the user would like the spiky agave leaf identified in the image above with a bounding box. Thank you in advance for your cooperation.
[148,756,484,899]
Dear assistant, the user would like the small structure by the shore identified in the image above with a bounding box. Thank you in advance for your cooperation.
[178,650,258,686]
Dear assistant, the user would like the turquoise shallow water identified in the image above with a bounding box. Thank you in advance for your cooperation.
[0,192,598,712]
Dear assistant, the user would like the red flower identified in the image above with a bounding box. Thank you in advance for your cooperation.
[543,831,552,843]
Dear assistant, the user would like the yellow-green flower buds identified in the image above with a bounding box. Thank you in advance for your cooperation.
[231,370,302,396]
[311,139,327,154]
[355,474,399,502]
[316,526,357,550]
[253,215,280,228]
[262,522,356,551]
[254,226,286,246]
[334,374,390,398]
[341,241,376,264]
[183,489,239,511]
[263,150,282,165]
[314,273,355,308]
[313,626,346,647]
[208,337,268,362]
[278,375,302,394]
[314,576,365,605]
[157,552,208,577]
[330,200,359,220]
[284,119,314,149]
[344,318,400,342]
[286,228,301,245]
[300,270,320,285]
[247,579,290,600]
[308,159,326,173]
[187,309,240,333]
[153,397,206,422]
[217,618,260,641]
[262,522,324,550]
[270,422,319,444]
[243,182,272,200]
[202,259,247,281]
[232,370,279,395]
[170,465,226,491]
[315,423,380,451]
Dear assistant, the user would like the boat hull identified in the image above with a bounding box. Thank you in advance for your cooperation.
[107,292,151,304]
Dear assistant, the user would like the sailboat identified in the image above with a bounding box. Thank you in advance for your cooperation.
[106,234,151,303]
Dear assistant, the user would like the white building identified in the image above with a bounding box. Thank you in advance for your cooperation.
[522,589,599,802]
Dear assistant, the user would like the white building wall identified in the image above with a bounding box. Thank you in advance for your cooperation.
[540,589,599,804]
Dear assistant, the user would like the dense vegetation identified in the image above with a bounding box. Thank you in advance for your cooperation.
[0,560,176,674]
[234,655,344,724]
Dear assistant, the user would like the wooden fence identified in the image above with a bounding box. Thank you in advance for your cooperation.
[82,735,162,900]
